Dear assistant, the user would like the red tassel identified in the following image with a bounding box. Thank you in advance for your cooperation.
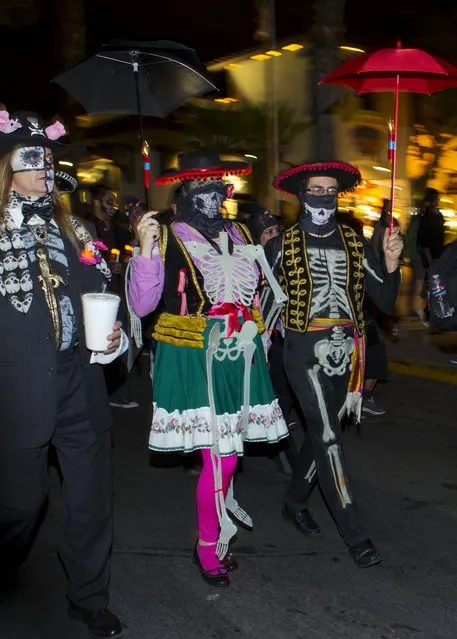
[142,141,151,189]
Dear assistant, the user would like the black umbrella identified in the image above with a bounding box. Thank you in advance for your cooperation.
[53,40,217,200]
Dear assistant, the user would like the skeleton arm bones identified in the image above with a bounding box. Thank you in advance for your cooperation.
[244,244,287,335]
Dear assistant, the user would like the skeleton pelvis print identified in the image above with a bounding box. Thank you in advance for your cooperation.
[314,327,354,377]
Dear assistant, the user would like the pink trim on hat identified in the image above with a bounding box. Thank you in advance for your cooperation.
[0,110,22,134]
[155,166,252,186]
[275,161,361,193]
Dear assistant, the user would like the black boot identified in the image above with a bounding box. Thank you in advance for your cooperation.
[282,502,321,536]
[68,603,124,638]
[348,539,382,568]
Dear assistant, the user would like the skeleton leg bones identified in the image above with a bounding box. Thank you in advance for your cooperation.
[284,333,366,546]
[205,322,256,558]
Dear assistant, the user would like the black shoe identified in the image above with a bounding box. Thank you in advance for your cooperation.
[193,544,230,587]
[68,604,124,638]
[349,539,382,568]
[282,502,321,536]
[222,553,238,572]
[362,397,386,416]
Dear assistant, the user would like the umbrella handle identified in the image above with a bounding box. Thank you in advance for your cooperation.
[389,74,400,233]
[132,54,149,206]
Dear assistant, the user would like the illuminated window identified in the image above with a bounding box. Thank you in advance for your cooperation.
[281,44,304,52]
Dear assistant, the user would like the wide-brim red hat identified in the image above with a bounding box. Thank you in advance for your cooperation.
[274,161,362,196]
[155,150,252,185]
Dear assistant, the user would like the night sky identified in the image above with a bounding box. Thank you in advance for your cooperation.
[85,0,455,61]
[0,0,455,116]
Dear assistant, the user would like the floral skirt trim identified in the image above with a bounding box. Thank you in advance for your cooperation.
[149,399,288,456]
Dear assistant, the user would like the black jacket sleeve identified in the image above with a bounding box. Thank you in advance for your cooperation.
[363,240,400,315]
[264,235,282,272]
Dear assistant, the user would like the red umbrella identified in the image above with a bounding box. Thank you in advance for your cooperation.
[321,42,457,228]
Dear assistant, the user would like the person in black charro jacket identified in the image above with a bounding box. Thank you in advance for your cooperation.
[271,161,403,568]
[0,109,128,638]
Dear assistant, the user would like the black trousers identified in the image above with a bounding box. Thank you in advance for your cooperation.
[0,349,113,611]
[269,333,295,421]
[268,334,298,471]
[283,330,365,547]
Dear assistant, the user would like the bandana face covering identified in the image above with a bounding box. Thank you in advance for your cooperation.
[192,185,226,219]
[179,181,227,238]
[299,192,337,234]
[11,146,55,193]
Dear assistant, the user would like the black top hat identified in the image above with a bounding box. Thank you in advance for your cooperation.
[55,171,78,194]
[155,149,252,185]
[274,161,361,196]
[0,110,67,157]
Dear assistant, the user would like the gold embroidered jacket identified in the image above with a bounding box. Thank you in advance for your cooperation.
[278,224,365,336]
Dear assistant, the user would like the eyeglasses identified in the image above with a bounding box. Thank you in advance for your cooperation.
[306,186,338,196]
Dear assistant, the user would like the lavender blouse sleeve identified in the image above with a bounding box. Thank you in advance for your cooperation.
[128,252,165,317]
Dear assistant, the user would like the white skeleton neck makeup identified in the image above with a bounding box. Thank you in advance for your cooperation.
[11,146,55,194]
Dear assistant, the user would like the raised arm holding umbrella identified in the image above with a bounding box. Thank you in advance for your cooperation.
[321,42,457,230]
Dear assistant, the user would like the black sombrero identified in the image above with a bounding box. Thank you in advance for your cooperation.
[55,171,78,194]
[274,161,362,196]
[0,110,67,156]
[155,150,252,185]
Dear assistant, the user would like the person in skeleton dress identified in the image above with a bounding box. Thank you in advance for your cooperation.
[128,151,288,587]
[270,161,403,568]
[0,110,128,636]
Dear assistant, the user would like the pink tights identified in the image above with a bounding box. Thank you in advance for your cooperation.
[196,449,238,571]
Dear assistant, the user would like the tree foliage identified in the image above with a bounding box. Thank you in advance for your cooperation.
[174,102,311,202]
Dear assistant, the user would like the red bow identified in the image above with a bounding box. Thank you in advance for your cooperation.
[208,302,253,337]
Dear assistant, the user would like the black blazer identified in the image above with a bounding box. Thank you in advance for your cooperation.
[0,232,112,448]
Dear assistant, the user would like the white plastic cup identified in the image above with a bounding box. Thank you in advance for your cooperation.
[81,292,120,352]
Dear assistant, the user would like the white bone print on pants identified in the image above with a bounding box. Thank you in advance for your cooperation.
[308,364,352,508]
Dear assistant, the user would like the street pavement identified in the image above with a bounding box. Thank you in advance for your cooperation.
[387,320,457,377]
[1,334,457,639]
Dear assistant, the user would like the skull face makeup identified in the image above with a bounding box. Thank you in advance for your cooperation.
[11,146,54,196]
[101,192,118,218]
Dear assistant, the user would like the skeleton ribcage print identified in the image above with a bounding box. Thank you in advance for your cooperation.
[308,247,354,377]
[185,236,259,306]
[308,247,351,319]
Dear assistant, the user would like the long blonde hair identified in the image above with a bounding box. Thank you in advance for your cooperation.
[0,149,82,251]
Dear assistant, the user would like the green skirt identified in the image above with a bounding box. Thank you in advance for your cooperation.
[150,319,288,456]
